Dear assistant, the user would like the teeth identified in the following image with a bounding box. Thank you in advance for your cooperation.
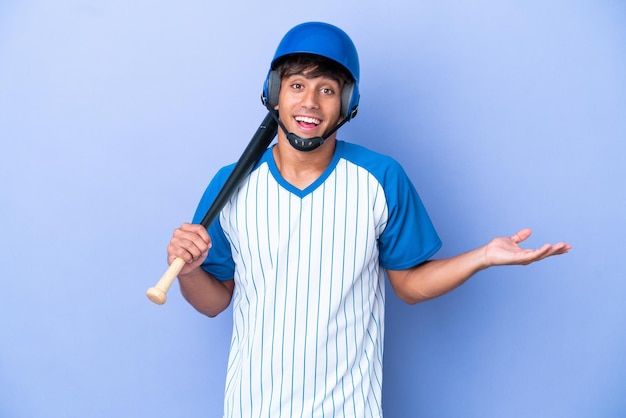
[295,116,321,125]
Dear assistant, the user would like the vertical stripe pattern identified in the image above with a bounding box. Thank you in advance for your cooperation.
[220,158,388,418]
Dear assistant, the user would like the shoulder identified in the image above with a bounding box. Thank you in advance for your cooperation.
[193,147,273,223]
[210,147,273,187]
[337,140,408,186]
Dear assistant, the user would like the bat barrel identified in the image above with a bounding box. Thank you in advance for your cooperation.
[199,111,278,228]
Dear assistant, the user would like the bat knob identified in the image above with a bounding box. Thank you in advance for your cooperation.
[146,287,167,305]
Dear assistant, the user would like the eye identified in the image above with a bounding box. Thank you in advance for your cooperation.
[321,87,335,95]
[291,83,303,90]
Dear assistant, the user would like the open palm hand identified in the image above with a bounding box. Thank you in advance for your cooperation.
[484,228,571,267]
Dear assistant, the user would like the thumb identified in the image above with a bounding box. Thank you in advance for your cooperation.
[511,228,532,244]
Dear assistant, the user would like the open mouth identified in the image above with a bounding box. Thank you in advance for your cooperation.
[295,115,321,129]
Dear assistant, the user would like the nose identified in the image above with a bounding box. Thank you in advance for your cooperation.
[300,88,319,109]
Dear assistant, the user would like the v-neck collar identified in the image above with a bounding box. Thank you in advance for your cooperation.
[266,141,345,198]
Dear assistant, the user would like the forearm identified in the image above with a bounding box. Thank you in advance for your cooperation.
[387,246,489,304]
[178,268,234,317]
[388,228,572,304]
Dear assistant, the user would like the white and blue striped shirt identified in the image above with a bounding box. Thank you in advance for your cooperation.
[194,141,441,417]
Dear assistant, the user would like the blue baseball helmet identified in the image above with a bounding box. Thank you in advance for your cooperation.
[262,22,360,120]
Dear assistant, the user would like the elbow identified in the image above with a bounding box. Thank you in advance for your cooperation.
[387,263,441,305]
[390,279,432,305]
[206,305,230,318]
[391,277,436,305]
[395,290,432,305]
[195,302,230,318]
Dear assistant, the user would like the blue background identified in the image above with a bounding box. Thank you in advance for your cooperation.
[1,1,624,417]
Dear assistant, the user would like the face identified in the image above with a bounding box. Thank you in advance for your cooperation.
[275,70,343,140]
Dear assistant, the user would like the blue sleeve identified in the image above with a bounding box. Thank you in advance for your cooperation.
[377,160,442,270]
[191,164,236,282]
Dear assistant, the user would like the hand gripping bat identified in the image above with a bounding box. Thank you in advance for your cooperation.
[146,112,278,305]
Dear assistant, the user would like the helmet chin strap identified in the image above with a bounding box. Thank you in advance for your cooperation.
[270,110,349,152]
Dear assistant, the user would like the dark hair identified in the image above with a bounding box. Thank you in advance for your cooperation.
[273,54,354,87]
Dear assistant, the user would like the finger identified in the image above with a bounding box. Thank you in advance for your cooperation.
[183,237,210,262]
[531,242,571,261]
[514,242,572,265]
[167,243,195,264]
[173,226,211,248]
[169,236,210,263]
[511,228,532,244]
[168,223,212,265]
[514,243,552,264]
[179,223,211,245]
[546,242,572,256]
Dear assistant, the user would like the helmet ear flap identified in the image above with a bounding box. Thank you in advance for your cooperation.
[340,83,359,120]
[262,70,281,109]
[340,84,352,119]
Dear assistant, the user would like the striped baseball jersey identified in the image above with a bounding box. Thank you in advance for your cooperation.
[193,140,441,418]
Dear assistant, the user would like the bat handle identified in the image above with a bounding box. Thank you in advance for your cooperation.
[146,257,186,305]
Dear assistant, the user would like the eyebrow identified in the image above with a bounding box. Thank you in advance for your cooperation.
[285,71,342,86]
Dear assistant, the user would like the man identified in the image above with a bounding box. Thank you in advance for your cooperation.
[166,22,570,417]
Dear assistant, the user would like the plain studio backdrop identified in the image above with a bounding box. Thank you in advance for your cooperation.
[1,1,624,417]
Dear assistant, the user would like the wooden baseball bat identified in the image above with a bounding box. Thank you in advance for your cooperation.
[146,112,278,305]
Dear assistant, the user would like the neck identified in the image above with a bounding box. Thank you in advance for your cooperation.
[272,133,336,190]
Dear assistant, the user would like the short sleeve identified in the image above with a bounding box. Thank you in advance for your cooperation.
[376,160,442,270]
[191,165,236,282]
